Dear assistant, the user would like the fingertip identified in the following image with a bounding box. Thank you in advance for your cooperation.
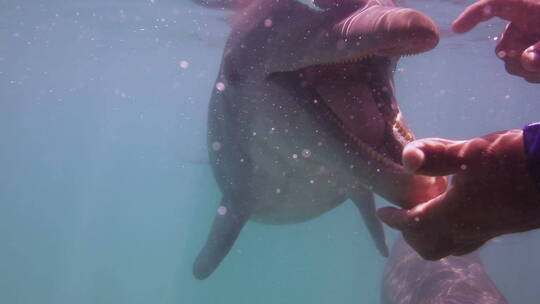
[452,1,494,34]
[403,142,425,172]
[522,45,540,72]
[377,207,408,231]
[451,19,469,34]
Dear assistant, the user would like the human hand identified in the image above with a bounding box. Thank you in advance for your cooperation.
[452,0,540,82]
[377,130,540,260]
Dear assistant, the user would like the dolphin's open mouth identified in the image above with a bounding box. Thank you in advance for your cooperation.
[273,54,414,170]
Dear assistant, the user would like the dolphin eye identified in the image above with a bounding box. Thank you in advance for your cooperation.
[293,0,326,11]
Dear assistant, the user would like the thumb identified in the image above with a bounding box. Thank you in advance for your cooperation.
[522,41,540,72]
[377,207,413,231]
[402,138,467,176]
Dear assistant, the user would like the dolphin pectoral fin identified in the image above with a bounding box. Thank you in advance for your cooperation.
[350,189,389,257]
[193,198,251,280]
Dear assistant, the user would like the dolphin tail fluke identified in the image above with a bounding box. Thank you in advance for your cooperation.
[351,189,389,257]
[193,197,250,280]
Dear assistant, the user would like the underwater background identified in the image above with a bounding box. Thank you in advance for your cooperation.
[1,0,540,303]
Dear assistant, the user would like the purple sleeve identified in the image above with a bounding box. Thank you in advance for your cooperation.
[524,122,540,192]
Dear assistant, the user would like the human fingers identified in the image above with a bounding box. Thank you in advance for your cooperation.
[503,58,540,83]
[522,41,540,72]
[452,0,529,34]
[495,23,540,81]
[378,194,456,260]
[376,206,454,260]
[451,240,487,256]
[402,231,454,260]
[402,138,470,176]
[376,187,448,231]
[377,206,413,231]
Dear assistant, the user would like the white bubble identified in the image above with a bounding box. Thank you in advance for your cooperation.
[309,180,314,184]
[217,206,227,215]
[292,153,298,159]
[264,18,273,27]
[497,50,506,58]
[460,164,467,170]
[505,94,511,99]
[276,188,281,194]
[216,82,225,91]
[302,149,311,158]
[211,141,222,151]
[179,60,189,69]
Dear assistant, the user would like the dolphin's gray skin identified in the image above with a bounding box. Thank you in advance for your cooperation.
[193,0,443,280]
[381,238,508,304]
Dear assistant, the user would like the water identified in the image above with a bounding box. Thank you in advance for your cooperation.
[1,0,540,303]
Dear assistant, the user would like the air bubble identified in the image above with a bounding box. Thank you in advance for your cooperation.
[211,141,222,151]
[216,82,225,91]
[179,60,189,69]
[217,206,227,215]
[302,149,311,158]
[264,18,273,27]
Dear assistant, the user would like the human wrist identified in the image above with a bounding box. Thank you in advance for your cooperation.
[523,123,540,196]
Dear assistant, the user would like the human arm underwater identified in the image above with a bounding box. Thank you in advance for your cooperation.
[376,0,540,260]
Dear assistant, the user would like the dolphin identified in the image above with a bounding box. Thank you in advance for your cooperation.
[193,0,445,280]
[381,238,508,304]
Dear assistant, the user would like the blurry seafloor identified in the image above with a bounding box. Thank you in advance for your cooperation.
[1,0,540,303]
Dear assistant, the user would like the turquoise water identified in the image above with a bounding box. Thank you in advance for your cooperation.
[1,0,540,303]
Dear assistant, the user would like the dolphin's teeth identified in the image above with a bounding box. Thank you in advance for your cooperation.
[341,120,393,166]
[393,118,415,143]
[319,52,378,66]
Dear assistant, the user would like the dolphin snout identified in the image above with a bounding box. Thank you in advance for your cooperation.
[336,5,439,57]
[378,8,439,55]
